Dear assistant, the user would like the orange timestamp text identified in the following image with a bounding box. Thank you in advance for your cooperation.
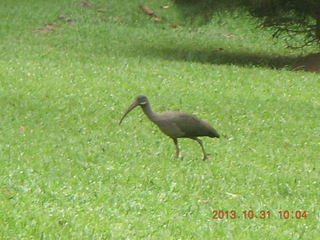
[212,210,307,219]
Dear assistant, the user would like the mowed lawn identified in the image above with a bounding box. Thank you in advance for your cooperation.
[0,0,319,239]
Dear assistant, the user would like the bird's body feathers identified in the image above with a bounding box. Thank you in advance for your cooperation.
[153,112,220,139]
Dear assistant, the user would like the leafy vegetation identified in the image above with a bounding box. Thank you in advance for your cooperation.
[0,0,319,239]
[176,0,320,48]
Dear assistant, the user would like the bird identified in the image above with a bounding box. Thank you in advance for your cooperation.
[119,95,220,160]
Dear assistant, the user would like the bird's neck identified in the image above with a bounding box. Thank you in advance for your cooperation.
[141,104,159,123]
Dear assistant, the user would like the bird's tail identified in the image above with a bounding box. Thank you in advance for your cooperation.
[210,128,220,138]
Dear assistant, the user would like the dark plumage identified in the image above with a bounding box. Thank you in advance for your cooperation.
[119,95,220,160]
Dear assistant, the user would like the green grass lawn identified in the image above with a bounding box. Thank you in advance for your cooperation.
[0,0,319,239]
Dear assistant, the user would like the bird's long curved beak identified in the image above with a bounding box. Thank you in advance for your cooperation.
[119,101,138,125]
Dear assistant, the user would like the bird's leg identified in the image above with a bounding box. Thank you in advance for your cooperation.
[193,137,208,160]
[172,138,180,158]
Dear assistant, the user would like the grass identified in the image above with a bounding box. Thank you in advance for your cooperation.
[0,0,319,239]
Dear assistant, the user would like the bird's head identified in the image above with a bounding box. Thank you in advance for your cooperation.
[119,95,149,125]
[135,95,148,106]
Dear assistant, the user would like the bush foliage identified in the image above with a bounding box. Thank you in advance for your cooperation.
[176,0,320,48]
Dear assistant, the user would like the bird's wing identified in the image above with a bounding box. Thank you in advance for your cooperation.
[157,112,219,138]
[172,112,219,138]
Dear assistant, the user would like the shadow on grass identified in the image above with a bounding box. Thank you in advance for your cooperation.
[143,46,298,70]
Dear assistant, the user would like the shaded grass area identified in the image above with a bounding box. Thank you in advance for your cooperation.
[137,45,297,69]
[0,0,319,239]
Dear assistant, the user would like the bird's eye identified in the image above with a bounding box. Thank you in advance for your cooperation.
[140,101,147,105]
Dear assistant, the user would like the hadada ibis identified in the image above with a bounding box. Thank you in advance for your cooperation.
[119,95,220,160]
